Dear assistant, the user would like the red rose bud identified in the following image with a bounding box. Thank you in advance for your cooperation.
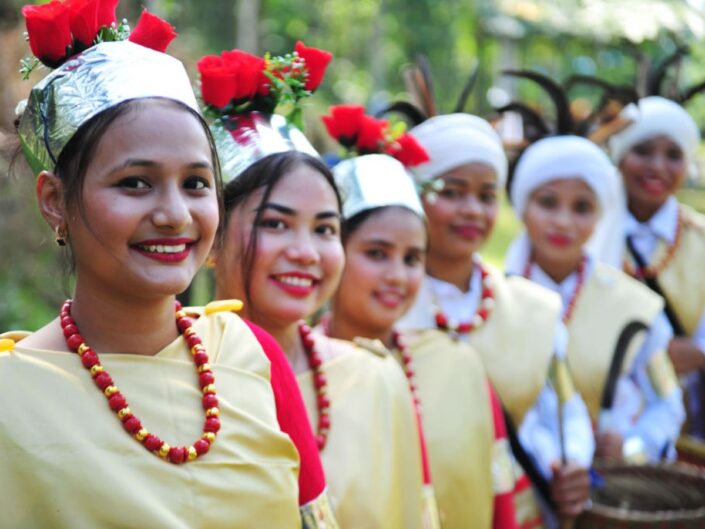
[387,133,430,167]
[294,41,332,91]
[96,0,119,28]
[356,115,388,153]
[66,0,100,49]
[197,55,237,108]
[128,9,177,53]
[321,105,366,147]
[221,50,267,100]
[22,0,73,67]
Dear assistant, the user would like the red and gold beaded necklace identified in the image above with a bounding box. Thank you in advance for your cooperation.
[523,255,587,324]
[298,322,331,451]
[623,209,683,280]
[59,299,219,464]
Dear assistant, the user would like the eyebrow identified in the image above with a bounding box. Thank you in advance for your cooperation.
[107,159,213,175]
[362,239,426,252]
[257,203,340,220]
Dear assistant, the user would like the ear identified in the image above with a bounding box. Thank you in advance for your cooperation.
[36,171,66,231]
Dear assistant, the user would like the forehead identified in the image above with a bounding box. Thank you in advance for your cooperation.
[440,162,497,186]
[533,178,596,197]
[351,207,426,245]
[634,134,682,151]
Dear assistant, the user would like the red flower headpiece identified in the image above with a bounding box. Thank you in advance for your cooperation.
[322,104,430,167]
[21,0,176,76]
[197,41,332,129]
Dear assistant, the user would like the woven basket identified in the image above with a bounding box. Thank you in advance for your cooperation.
[576,463,705,529]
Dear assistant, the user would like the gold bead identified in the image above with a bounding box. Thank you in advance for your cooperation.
[117,407,132,420]
[90,365,104,376]
[204,299,243,315]
[104,385,118,397]
[198,363,211,373]
[202,432,216,443]
[175,310,187,319]
[202,384,216,395]
[78,343,90,355]
[135,428,149,441]
[187,446,198,461]
[0,338,15,353]
[183,327,196,337]
[191,344,205,355]
[206,407,220,417]
[159,443,171,457]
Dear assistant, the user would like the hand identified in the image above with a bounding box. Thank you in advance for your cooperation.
[595,430,623,461]
[550,461,590,519]
[668,337,705,375]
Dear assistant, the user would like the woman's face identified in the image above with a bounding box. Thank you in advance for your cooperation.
[334,207,426,338]
[222,163,345,328]
[619,135,686,213]
[422,162,499,260]
[524,179,599,273]
[64,101,218,300]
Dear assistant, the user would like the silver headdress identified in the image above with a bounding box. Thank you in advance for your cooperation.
[210,112,319,184]
[18,41,198,175]
[333,154,424,220]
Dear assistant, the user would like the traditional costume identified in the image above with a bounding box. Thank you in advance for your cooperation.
[4,9,333,526]
[395,109,594,529]
[505,134,684,462]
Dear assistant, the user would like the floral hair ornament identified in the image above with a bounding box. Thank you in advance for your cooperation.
[197,41,332,183]
[18,0,193,176]
[322,104,428,219]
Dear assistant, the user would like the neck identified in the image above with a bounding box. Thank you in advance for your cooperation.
[70,283,179,356]
[327,310,394,349]
[628,200,663,223]
[253,318,310,374]
[533,253,582,285]
[426,251,475,292]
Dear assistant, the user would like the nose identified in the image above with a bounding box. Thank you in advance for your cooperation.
[285,229,320,266]
[152,183,192,231]
[652,152,669,177]
[458,194,483,217]
[553,205,572,228]
[383,258,406,286]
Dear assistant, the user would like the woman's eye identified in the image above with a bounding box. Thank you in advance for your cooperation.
[184,176,211,190]
[537,195,557,209]
[633,144,652,156]
[260,218,286,230]
[365,248,386,260]
[405,253,422,266]
[666,149,683,161]
[480,192,497,205]
[440,187,463,199]
[117,177,149,189]
[574,200,595,215]
[316,224,338,236]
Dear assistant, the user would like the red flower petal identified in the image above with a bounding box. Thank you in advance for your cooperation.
[22,0,73,66]
[356,115,388,153]
[65,0,100,48]
[295,41,332,92]
[128,9,177,53]
[387,133,430,167]
[197,55,237,108]
[96,0,119,28]
[221,49,267,100]
[321,104,365,147]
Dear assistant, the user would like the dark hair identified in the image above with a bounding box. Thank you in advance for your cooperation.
[223,150,342,308]
[342,205,428,247]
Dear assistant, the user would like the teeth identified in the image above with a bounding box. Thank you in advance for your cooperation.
[138,244,187,254]
[277,275,313,288]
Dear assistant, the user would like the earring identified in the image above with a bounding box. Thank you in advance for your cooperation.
[55,225,67,247]
[205,256,216,269]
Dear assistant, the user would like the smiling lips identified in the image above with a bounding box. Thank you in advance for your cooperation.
[639,174,669,196]
[132,238,195,263]
[547,233,573,248]
[453,224,484,240]
[270,272,320,297]
[374,290,405,309]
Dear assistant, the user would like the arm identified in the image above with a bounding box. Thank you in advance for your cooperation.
[488,383,519,529]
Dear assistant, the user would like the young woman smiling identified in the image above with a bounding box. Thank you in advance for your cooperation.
[506,135,684,466]
[608,96,705,439]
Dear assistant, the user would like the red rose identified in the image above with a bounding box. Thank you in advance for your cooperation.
[356,115,388,153]
[96,0,119,28]
[197,55,237,108]
[128,9,177,53]
[22,0,73,66]
[387,133,430,167]
[321,105,365,147]
[295,41,332,91]
[65,0,100,49]
[221,50,267,100]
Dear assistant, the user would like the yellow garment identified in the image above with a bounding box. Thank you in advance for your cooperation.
[567,262,665,421]
[406,329,496,529]
[0,311,301,529]
[631,205,705,335]
[297,334,425,529]
[471,266,561,426]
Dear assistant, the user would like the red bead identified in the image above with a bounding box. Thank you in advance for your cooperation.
[435,313,448,328]
[67,334,85,351]
[123,416,142,434]
[316,435,326,450]
[482,288,492,298]
[194,439,210,455]
[81,351,100,368]
[478,308,489,320]
[299,323,312,336]
[204,417,221,433]
[302,334,316,350]
[202,393,218,409]
[94,372,113,390]
[60,316,74,327]
[108,393,127,411]
[176,317,192,332]
[193,351,208,366]
[144,434,163,451]
[174,301,183,311]
[199,371,215,387]
[309,355,322,369]
[314,373,327,387]
[317,395,330,409]
[457,322,472,333]
[186,335,202,348]
[168,446,187,464]
[62,324,78,337]
[319,415,331,429]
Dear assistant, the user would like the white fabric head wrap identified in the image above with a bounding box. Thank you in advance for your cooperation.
[409,113,508,188]
[506,135,623,274]
[608,96,700,179]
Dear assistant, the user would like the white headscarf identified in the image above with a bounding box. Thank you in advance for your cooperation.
[608,96,700,180]
[409,113,508,188]
[505,135,622,274]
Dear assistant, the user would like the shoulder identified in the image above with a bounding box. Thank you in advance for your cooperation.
[679,204,705,237]
[502,271,562,313]
[592,262,664,309]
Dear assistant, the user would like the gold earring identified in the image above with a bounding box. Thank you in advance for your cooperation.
[205,256,216,269]
[55,225,67,247]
